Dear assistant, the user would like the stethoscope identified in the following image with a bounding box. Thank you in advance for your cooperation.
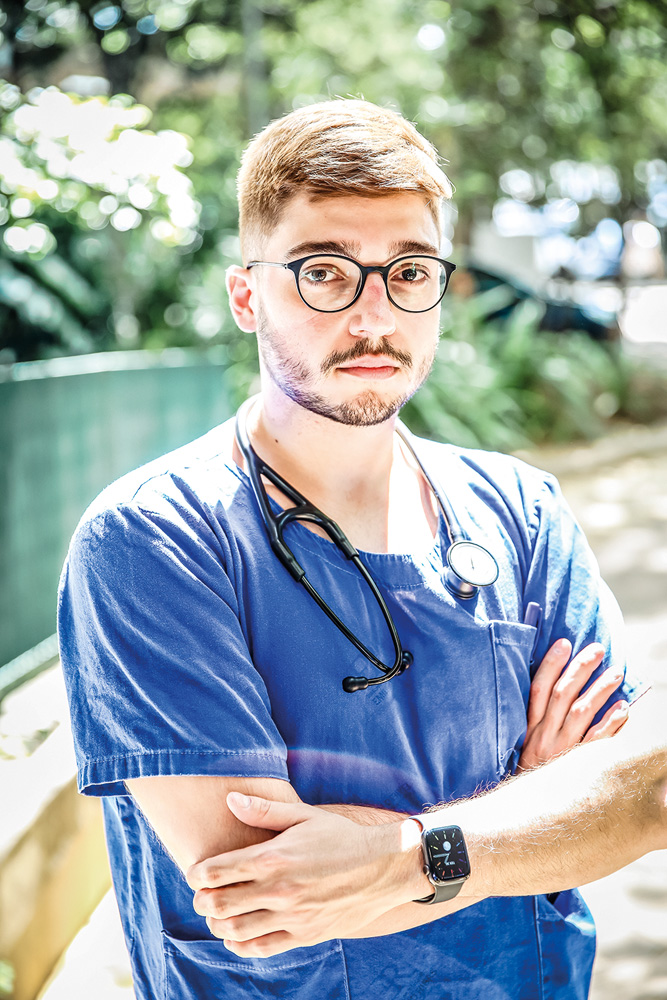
[235,398,500,693]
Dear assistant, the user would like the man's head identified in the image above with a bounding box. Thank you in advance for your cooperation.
[229,100,454,427]
[237,99,452,262]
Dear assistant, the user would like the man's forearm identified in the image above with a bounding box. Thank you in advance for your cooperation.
[188,695,667,954]
[318,695,667,939]
[447,710,667,900]
[348,695,667,937]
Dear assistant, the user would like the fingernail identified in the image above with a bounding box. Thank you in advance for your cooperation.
[229,792,252,808]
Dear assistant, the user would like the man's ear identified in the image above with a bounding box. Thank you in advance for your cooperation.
[226,265,257,332]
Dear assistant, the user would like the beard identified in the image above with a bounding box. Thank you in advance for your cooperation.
[256,307,438,427]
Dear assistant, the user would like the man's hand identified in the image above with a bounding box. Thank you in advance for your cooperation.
[518,639,629,771]
[186,795,424,956]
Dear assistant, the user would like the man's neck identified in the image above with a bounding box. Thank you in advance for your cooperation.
[250,389,398,509]
[236,387,438,554]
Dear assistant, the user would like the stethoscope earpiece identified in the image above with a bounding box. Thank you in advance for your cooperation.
[343,649,413,693]
[342,675,369,693]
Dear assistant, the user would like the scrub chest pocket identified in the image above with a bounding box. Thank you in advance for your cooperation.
[489,619,535,774]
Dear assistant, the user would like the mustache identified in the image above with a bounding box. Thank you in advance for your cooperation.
[321,338,413,374]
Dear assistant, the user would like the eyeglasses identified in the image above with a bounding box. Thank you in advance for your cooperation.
[246,253,456,314]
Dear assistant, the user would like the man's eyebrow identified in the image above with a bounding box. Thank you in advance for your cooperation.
[286,238,441,262]
[286,240,360,260]
[388,239,441,257]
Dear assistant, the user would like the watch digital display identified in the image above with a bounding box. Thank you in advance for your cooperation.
[423,825,471,883]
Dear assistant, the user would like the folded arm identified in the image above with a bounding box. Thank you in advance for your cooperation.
[187,690,666,955]
[125,773,302,876]
[127,641,651,952]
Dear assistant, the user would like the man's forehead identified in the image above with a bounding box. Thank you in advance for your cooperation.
[263,190,442,259]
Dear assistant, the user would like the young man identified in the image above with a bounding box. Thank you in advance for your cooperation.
[58,100,657,1000]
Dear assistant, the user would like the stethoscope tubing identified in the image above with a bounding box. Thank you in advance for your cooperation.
[234,397,499,688]
[394,423,460,547]
[235,398,405,681]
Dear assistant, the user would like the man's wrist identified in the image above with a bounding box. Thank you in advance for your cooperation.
[397,816,433,902]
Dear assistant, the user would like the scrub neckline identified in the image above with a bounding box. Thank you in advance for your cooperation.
[226,443,449,587]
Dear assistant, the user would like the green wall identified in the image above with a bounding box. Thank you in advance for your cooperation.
[0,350,233,668]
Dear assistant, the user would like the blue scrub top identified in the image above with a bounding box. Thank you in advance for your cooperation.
[58,418,644,1000]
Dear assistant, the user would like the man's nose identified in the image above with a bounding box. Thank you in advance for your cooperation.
[347,272,396,339]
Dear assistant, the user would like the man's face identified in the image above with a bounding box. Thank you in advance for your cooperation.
[237,190,443,426]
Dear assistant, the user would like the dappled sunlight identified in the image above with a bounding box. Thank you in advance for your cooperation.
[0,84,200,258]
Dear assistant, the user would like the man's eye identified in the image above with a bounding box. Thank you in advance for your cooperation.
[395,265,427,282]
[401,268,419,281]
[302,268,335,283]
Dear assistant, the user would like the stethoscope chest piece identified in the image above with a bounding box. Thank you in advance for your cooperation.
[444,540,499,600]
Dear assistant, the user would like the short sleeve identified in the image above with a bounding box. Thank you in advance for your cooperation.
[524,473,648,719]
[57,501,289,796]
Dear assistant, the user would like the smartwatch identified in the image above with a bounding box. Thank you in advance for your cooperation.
[410,816,471,904]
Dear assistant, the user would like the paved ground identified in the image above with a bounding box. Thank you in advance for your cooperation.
[552,445,667,1000]
[39,429,667,1000]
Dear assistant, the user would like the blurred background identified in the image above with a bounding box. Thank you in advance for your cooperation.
[0,2,666,998]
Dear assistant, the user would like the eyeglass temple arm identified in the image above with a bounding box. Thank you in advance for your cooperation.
[246,261,289,270]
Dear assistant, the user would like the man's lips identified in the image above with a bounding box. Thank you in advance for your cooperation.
[336,357,402,379]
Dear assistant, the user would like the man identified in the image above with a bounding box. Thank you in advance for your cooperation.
[58,100,653,1000]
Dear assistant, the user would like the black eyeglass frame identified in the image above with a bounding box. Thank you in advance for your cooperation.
[246,253,457,314]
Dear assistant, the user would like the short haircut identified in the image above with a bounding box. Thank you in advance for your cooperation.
[237,98,453,261]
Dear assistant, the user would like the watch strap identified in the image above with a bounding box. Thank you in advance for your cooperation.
[414,878,466,904]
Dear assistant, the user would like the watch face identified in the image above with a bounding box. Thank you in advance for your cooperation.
[424,826,471,883]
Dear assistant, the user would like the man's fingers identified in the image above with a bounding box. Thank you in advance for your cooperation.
[187,795,312,891]
[187,796,318,892]
[545,642,606,732]
[581,700,629,744]
[193,884,259,920]
[526,638,572,728]
[520,641,619,770]
[560,663,624,744]
[186,842,263,892]
[226,792,314,831]
[222,930,300,958]
[207,908,280,943]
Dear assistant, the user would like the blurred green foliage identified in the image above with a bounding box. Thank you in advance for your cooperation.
[0,960,14,999]
[0,0,666,446]
[403,289,645,450]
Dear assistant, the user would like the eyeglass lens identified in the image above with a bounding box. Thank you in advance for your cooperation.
[296,256,447,313]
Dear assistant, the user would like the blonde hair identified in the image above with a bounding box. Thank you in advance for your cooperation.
[237,99,452,261]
